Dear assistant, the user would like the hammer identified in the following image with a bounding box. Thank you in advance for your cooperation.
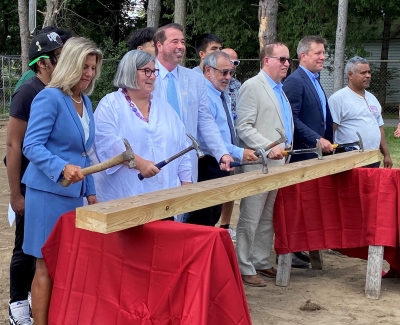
[281,139,323,160]
[138,133,204,181]
[60,138,136,187]
[332,132,364,152]
[229,148,268,173]
[254,128,287,157]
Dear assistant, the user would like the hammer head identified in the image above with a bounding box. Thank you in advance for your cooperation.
[356,132,364,152]
[274,128,287,147]
[122,138,136,168]
[257,148,268,174]
[186,133,204,159]
[315,139,323,160]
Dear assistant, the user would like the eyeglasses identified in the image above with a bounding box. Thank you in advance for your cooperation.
[231,60,240,67]
[209,66,235,77]
[268,56,292,64]
[137,68,159,77]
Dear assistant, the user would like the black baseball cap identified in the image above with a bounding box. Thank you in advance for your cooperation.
[28,32,64,66]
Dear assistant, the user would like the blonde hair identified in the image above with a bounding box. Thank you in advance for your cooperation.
[48,37,103,95]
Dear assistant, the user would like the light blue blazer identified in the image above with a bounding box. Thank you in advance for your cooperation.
[22,87,95,198]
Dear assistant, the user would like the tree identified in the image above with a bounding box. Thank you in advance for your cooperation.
[174,0,186,35]
[147,0,161,27]
[333,0,348,92]
[18,0,29,72]
[43,0,61,27]
[258,0,278,50]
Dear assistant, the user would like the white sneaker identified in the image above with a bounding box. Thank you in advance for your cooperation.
[9,300,32,325]
[228,226,236,242]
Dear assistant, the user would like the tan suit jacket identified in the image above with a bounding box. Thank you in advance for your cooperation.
[235,71,293,169]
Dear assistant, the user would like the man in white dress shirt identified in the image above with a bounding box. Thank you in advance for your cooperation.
[152,23,233,183]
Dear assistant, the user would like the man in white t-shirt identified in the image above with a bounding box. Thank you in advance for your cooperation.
[328,56,392,168]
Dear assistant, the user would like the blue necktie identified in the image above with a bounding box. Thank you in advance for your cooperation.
[167,73,180,119]
[313,77,326,122]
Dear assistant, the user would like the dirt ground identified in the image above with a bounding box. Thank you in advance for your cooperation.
[0,121,399,325]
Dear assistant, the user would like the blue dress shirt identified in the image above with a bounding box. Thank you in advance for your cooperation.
[199,79,244,160]
[262,71,293,145]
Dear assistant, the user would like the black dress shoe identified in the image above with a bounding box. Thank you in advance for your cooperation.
[294,251,310,263]
[291,254,309,269]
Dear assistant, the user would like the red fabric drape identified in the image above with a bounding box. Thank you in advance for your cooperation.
[274,168,400,272]
[42,212,252,325]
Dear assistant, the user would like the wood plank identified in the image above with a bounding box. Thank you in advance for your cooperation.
[365,245,384,300]
[276,253,291,287]
[76,149,380,233]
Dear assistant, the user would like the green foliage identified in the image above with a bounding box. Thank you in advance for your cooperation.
[384,126,400,168]
[90,37,128,109]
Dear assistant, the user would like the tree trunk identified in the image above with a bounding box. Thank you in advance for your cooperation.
[18,0,30,73]
[333,0,348,93]
[43,0,60,27]
[174,0,186,35]
[147,0,161,28]
[378,12,391,112]
[258,0,278,51]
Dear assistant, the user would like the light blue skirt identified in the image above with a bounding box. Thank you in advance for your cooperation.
[23,187,83,258]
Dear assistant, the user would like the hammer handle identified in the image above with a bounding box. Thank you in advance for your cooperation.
[137,161,168,180]
[60,154,126,187]
[332,144,338,149]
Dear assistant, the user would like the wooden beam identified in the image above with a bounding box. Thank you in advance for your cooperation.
[76,149,380,234]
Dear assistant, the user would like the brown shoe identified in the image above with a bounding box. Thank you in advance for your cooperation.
[241,274,267,287]
[256,267,277,278]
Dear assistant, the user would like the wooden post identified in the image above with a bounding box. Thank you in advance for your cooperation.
[365,245,384,300]
[76,150,379,234]
[276,253,291,286]
[309,250,323,270]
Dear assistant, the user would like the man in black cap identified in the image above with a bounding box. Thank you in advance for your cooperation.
[6,31,64,325]
[13,27,72,91]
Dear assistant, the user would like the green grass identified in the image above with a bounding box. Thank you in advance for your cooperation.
[384,126,400,168]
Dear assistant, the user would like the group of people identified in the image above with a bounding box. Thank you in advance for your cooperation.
[5,22,393,325]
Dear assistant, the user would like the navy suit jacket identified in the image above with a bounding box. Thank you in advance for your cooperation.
[283,67,333,162]
[22,88,95,198]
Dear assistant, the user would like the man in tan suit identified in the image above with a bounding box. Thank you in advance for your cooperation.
[235,42,294,287]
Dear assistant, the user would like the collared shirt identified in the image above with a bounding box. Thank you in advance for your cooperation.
[299,65,327,122]
[262,70,293,145]
[156,61,183,118]
[192,65,203,74]
[198,79,244,160]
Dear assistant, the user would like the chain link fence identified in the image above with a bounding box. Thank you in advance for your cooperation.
[1,56,399,125]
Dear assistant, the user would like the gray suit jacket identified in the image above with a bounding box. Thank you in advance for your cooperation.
[235,71,294,169]
[153,62,228,182]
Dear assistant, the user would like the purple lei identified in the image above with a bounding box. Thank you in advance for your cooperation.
[122,88,152,123]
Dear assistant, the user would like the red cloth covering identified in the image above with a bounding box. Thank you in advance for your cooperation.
[42,212,251,325]
[274,168,400,272]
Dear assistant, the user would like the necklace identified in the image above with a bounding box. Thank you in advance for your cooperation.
[122,88,152,123]
[70,95,83,104]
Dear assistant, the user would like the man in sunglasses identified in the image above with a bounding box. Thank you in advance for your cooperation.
[185,51,258,227]
[283,36,334,267]
[6,31,66,325]
[192,33,223,74]
[235,42,294,287]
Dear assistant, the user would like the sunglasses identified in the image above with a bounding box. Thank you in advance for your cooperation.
[138,68,159,77]
[231,60,240,67]
[209,66,235,77]
[268,56,292,64]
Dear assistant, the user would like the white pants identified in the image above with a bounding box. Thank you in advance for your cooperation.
[236,189,277,275]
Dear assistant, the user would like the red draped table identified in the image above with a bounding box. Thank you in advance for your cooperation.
[42,212,251,325]
[274,168,400,273]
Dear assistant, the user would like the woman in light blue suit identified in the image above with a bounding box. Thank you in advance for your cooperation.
[22,37,103,325]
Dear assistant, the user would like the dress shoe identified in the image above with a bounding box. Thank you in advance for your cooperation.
[294,251,310,263]
[256,267,277,278]
[291,254,309,269]
[241,274,267,287]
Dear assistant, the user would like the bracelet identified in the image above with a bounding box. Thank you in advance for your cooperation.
[62,165,66,175]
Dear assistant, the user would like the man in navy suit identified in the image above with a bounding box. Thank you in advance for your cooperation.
[283,36,333,162]
[283,36,334,266]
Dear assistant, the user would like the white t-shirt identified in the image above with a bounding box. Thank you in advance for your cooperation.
[328,86,383,150]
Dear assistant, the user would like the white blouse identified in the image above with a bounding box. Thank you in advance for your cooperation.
[90,89,192,202]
